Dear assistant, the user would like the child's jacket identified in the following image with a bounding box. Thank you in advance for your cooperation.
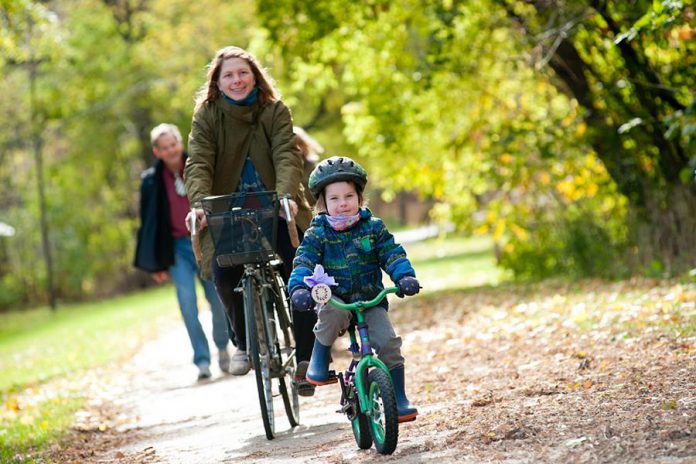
[289,208,415,309]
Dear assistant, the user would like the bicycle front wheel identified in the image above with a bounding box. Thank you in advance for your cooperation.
[366,368,399,454]
[349,385,372,449]
[244,276,275,440]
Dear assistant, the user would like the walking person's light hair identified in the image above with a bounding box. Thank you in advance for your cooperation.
[150,123,182,147]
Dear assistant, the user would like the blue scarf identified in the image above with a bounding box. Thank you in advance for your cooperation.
[223,87,259,106]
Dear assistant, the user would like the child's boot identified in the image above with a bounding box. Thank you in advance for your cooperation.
[390,365,418,422]
[306,339,337,385]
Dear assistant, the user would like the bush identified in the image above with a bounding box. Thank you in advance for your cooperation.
[499,212,629,280]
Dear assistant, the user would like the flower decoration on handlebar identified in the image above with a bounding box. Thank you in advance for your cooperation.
[304,265,337,305]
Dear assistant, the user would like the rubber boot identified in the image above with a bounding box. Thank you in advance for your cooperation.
[390,366,418,423]
[306,339,337,385]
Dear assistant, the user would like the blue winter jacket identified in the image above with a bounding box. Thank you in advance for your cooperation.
[289,208,416,309]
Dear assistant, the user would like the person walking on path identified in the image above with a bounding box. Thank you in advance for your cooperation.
[134,123,231,381]
[184,46,317,394]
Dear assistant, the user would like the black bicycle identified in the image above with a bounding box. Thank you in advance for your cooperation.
[201,190,299,440]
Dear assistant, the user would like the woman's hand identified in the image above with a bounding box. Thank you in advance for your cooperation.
[185,208,207,232]
[279,198,298,220]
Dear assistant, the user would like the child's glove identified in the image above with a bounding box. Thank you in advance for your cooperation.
[396,277,420,297]
[291,288,313,311]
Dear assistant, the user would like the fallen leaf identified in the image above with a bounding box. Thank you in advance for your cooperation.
[661,400,677,410]
[565,436,588,448]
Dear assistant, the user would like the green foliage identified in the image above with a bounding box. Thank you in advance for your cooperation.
[258,0,695,279]
[1,0,694,307]
[0,0,264,308]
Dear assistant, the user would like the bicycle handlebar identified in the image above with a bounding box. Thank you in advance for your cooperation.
[281,196,300,248]
[313,285,399,311]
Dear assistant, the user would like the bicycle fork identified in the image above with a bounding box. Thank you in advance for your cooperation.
[339,323,391,419]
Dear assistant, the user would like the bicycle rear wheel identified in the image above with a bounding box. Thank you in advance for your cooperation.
[366,368,399,454]
[271,271,300,426]
[244,276,275,440]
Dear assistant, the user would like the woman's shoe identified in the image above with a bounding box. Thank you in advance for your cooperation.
[228,349,251,375]
[294,360,317,396]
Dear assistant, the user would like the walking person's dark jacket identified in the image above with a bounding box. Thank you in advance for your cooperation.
[134,157,183,272]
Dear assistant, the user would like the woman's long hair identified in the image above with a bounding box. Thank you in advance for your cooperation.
[194,46,279,111]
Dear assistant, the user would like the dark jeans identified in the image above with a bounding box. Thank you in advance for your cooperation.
[213,218,317,363]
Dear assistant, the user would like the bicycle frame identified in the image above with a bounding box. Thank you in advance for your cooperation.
[241,260,295,374]
[316,286,398,415]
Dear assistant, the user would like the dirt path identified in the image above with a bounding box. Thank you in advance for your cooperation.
[57,278,695,464]
[80,321,439,464]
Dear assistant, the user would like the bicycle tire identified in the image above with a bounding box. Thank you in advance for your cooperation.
[244,276,275,440]
[349,385,372,449]
[270,271,299,426]
[366,369,399,454]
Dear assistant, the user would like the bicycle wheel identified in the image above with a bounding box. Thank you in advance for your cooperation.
[349,386,372,449]
[244,276,275,440]
[366,368,399,454]
[272,275,300,426]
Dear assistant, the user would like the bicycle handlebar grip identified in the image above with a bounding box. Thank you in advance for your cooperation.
[282,197,300,248]
[190,208,197,236]
[189,209,203,264]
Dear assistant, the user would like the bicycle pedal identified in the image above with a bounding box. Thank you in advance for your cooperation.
[337,403,353,415]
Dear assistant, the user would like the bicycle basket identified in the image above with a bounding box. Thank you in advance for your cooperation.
[201,191,279,267]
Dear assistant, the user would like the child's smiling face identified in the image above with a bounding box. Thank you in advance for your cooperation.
[324,181,360,216]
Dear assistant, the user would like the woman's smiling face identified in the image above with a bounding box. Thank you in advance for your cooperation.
[218,57,256,101]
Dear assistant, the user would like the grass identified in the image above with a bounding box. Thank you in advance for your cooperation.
[403,234,509,291]
[0,285,179,463]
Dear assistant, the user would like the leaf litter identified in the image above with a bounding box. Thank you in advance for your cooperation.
[391,277,695,463]
[33,277,696,463]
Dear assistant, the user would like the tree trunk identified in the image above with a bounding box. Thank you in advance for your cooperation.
[631,184,696,274]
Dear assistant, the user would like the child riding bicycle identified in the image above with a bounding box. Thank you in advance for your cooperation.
[288,156,420,423]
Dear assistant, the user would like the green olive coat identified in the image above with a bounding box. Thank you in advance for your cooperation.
[185,97,312,279]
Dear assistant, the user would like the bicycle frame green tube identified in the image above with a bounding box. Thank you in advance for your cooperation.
[328,286,399,415]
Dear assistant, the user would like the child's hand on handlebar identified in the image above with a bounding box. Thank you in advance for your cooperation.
[185,208,207,232]
[291,288,313,311]
[396,277,420,297]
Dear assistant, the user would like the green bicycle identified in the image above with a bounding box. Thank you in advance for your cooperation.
[310,283,400,455]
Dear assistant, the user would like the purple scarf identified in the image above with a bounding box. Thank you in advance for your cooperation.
[326,213,360,231]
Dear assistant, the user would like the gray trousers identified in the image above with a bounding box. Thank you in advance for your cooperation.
[314,300,404,369]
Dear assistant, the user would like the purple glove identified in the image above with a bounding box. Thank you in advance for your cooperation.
[291,288,313,311]
[396,277,420,297]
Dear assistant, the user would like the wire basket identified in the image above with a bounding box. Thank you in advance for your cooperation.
[201,191,278,267]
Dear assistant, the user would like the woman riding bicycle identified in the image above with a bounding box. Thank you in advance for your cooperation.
[184,46,317,394]
[288,156,420,422]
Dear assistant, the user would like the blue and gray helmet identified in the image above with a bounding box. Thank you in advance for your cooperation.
[308,156,368,197]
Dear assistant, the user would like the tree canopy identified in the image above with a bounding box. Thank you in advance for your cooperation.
[0,0,693,308]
